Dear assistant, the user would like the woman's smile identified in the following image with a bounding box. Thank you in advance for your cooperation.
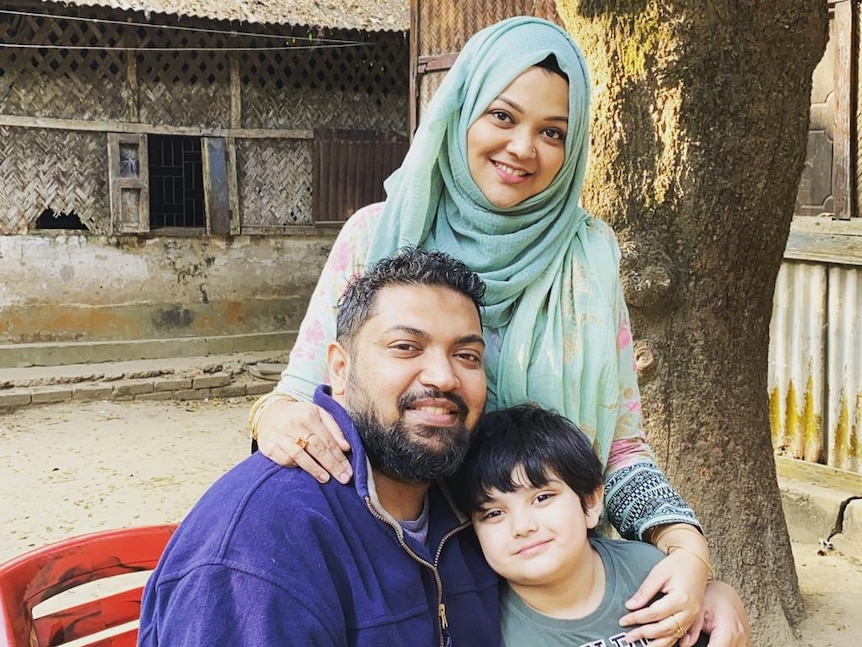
[467,66,569,209]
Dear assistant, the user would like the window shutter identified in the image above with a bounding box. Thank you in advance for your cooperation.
[107,133,150,234]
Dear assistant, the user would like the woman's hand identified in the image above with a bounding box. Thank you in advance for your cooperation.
[619,524,711,646]
[255,398,353,484]
[619,544,709,647]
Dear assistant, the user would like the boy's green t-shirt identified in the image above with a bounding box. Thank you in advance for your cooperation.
[500,536,705,647]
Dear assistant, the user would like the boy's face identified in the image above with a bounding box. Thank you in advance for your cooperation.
[471,467,603,589]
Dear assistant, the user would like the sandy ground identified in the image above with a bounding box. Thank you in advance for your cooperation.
[1,398,860,646]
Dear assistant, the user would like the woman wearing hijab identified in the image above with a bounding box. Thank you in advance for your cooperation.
[250,17,749,647]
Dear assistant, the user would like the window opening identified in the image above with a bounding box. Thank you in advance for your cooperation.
[119,143,140,178]
[35,208,88,231]
[148,135,205,228]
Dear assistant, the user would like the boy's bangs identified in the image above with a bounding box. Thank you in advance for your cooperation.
[471,452,554,508]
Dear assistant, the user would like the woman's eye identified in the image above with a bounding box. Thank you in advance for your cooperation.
[542,128,565,141]
[490,109,512,124]
[535,492,554,504]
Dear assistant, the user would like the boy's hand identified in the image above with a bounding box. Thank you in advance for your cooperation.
[700,581,751,647]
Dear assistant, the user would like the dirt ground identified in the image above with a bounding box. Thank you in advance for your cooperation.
[1,398,860,646]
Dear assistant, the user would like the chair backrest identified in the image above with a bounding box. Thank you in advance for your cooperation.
[0,524,177,647]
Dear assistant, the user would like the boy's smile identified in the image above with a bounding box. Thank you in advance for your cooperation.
[471,468,605,616]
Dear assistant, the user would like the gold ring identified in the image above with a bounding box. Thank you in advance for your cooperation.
[673,616,686,638]
[296,434,312,450]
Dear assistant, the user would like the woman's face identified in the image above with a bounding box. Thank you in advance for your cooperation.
[466,66,569,209]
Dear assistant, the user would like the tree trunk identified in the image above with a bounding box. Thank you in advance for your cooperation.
[555,1,829,644]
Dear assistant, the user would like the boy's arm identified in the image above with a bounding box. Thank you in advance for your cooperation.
[138,565,342,646]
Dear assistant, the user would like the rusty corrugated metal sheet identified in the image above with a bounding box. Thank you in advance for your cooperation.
[47,0,409,31]
[312,131,408,223]
[769,261,827,463]
[826,265,862,472]
[769,260,862,474]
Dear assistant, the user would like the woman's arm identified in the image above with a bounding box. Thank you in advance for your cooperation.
[275,203,384,401]
[597,219,700,540]
[251,204,384,481]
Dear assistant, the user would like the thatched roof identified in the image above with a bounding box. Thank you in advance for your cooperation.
[49,0,409,31]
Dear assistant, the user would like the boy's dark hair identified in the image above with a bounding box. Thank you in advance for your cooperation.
[336,246,486,344]
[452,404,602,514]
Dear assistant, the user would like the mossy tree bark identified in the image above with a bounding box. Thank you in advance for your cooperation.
[554,1,829,643]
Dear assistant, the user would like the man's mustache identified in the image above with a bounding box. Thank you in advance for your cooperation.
[397,389,469,419]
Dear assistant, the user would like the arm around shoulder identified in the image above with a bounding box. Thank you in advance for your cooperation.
[275,202,384,400]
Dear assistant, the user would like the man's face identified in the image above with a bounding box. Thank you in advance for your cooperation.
[329,284,487,482]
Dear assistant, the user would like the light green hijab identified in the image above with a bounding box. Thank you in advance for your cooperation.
[366,17,621,449]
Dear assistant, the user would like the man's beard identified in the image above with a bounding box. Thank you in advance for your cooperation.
[349,388,472,483]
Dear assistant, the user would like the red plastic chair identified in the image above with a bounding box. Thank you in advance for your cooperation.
[0,524,177,647]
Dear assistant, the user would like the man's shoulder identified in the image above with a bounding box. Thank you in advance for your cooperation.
[201,452,331,511]
[164,453,363,569]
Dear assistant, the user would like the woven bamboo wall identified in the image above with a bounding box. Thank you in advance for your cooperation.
[0,127,110,235]
[137,28,232,128]
[0,6,409,235]
[237,138,314,227]
[241,31,409,131]
[416,0,559,55]
[0,14,127,120]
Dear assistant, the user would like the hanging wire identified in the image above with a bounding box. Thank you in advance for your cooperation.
[0,43,368,51]
[0,8,376,49]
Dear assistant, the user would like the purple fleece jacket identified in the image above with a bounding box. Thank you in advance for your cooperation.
[138,385,500,646]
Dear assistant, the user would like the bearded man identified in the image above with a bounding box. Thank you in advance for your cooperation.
[138,248,500,646]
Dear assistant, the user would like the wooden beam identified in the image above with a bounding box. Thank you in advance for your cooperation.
[125,35,139,123]
[784,231,862,265]
[416,52,459,74]
[230,55,242,130]
[228,136,240,235]
[409,0,419,135]
[832,0,855,219]
[0,114,313,139]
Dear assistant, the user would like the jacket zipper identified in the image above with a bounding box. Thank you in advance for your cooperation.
[366,497,469,647]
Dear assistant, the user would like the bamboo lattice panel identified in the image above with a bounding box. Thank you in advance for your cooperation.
[240,31,409,132]
[237,138,314,227]
[0,128,110,234]
[0,14,127,119]
[136,28,231,128]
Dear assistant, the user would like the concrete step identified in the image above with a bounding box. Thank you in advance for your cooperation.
[0,351,286,409]
[777,456,862,562]
[0,333,295,368]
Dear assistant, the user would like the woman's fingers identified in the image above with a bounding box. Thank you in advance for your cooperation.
[621,595,698,646]
[256,400,354,483]
[299,408,353,483]
[701,581,751,647]
[622,612,695,647]
[622,544,708,645]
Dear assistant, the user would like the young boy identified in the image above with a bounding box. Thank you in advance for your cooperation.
[452,404,709,647]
